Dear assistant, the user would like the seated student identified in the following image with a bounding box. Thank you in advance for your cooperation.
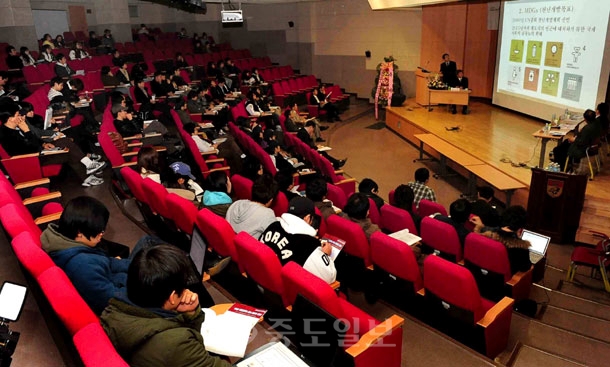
[19,47,37,67]
[137,146,164,183]
[225,174,278,240]
[342,193,380,241]
[260,197,337,284]
[202,171,233,217]
[169,68,187,89]
[182,122,242,174]
[39,45,55,63]
[133,78,172,121]
[40,196,140,314]
[310,87,340,122]
[54,54,75,78]
[88,31,102,49]
[275,171,301,202]
[407,167,436,208]
[283,104,327,142]
[183,122,219,154]
[265,140,298,175]
[566,109,602,174]
[41,34,55,49]
[150,71,176,98]
[101,66,121,87]
[0,102,105,187]
[393,184,422,232]
[101,29,115,53]
[54,35,65,49]
[100,244,231,367]
[116,61,131,85]
[306,176,336,219]
[5,46,23,70]
[297,120,346,169]
[470,185,501,228]
[251,68,264,84]
[112,103,167,138]
[480,206,532,274]
[166,161,204,202]
[359,178,384,211]
[69,42,90,60]
[112,49,125,68]
[433,198,483,246]
[175,52,189,69]
[241,155,263,182]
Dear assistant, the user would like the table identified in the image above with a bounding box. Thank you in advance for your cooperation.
[532,120,581,168]
[414,133,484,177]
[427,89,471,111]
[464,164,526,206]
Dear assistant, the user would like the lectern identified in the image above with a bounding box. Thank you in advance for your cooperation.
[527,168,587,243]
[415,69,434,106]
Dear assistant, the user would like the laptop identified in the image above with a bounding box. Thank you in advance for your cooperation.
[521,229,551,264]
[188,226,208,281]
[43,107,54,130]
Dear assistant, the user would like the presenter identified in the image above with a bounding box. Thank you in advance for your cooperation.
[451,70,469,115]
[440,53,457,86]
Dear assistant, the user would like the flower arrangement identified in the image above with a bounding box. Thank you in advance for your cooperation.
[427,73,446,90]
[372,56,398,119]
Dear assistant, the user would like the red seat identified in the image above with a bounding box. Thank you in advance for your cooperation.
[464,233,533,302]
[566,232,610,292]
[326,183,347,209]
[141,178,171,218]
[234,232,289,306]
[0,203,43,239]
[11,231,53,278]
[370,232,423,307]
[73,323,129,366]
[418,199,447,217]
[326,214,372,267]
[180,129,229,179]
[368,199,381,225]
[420,216,463,262]
[196,208,238,262]
[380,205,418,235]
[37,266,99,335]
[165,193,199,235]
[281,262,404,367]
[231,174,253,200]
[271,191,289,217]
[422,255,514,358]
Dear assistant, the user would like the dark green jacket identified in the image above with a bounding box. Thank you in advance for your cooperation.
[568,121,602,160]
[100,298,231,367]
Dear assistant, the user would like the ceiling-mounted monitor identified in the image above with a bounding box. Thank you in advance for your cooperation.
[221,10,243,23]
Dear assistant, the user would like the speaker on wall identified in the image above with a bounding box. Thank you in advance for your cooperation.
[288,21,294,28]
[365,50,371,58]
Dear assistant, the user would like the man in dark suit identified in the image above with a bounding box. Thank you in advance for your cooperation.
[440,53,457,86]
[297,120,346,169]
[451,70,469,114]
[150,71,175,98]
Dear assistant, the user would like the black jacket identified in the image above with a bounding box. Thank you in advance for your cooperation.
[297,127,316,149]
[0,125,41,156]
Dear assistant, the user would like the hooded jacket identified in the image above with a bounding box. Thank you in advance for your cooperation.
[482,229,532,274]
[225,199,277,240]
[101,298,231,367]
[260,213,337,283]
[202,191,233,217]
[40,223,129,314]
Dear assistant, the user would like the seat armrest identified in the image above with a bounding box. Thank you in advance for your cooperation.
[14,178,50,190]
[477,297,514,328]
[35,211,62,226]
[330,281,341,290]
[345,315,404,357]
[23,191,62,206]
[204,158,225,164]
[114,161,138,169]
[205,166,230,174]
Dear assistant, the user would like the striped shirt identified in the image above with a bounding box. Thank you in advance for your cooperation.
[47,88,63,102]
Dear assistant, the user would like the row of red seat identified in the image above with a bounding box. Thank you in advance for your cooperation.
[0,175,128,366]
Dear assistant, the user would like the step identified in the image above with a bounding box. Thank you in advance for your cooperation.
[530,284,610,321]
[516,315,610,366]
[558,280,610,306]
[538,304,610,343]
[508,344,586,367]
[576,214,610,229]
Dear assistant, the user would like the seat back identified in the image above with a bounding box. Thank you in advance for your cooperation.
[420,216,462,262]
[423,255,485,322]
[141,178,170,217]
[195,208,238,261]
[368,199,381,225]
[326,214,371,266]
[120,167,147,203]
[11,231,53,278]
[0,203,41,239]
[464,233,512,301]
[231,174,253,200]
[418,199,448,217]
[326,183,347,209]
[370,232,423,292]
[380,205,418,235]
[73,323,129,367]
[165,193,198,235]
[234,232,287,305]
[271,191,289,217]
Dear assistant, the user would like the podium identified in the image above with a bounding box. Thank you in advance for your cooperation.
[415,69,434,106]
[527,168,587,243]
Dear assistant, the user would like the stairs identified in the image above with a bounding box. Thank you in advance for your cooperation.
[575,194,610,245]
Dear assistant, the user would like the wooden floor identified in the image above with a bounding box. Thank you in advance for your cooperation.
[385,99,610,202]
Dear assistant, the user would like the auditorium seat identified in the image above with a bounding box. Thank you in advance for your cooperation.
[230,174,253,200]
[421,255,514,358]
[367,199,381,225]
[464,233,533,302]
[271,191,289,217]
[11,231,53,278]
[418,199,448,217]
[566,232,610,292]
[420,216,463,262]
[196,208,238,264]
[165,193,199,236]
[380,204,418,235]
[326,214,372,287]
[73,323,129,367]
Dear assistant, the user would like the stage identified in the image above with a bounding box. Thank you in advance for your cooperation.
[384,99,610,244]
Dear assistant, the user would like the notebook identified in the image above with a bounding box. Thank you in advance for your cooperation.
[521,229,550,264]
[188,226,208,279]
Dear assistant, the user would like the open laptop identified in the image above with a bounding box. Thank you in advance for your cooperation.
[43,107,54,130]
[521,229,551,264]
[187,226,208,282]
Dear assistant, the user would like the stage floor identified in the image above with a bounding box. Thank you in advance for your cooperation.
[385,99,610,202]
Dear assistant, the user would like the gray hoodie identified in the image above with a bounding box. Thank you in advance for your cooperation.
[225,199,277,240]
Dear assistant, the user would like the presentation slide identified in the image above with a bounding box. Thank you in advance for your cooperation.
[493,0,610,121]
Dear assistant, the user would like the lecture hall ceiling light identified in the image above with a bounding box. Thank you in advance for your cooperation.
[368,0,464,10]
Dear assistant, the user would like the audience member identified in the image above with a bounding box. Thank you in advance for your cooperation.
[112,103,167,138]
[241,156,263,182]
[480,206,532,274]
[100,244,229,367]
[88,31,102,49]
[407,168,436,208]
[101,29,115,52]
[19,47,37,66]
[393,184,422,232]
[42,34,55,49]
[5,46,23,69]
[342,193,380,240]
[310,87,340,122]
[306,176,336,219]
[433,198,483,246]
[275,171,301,201]
[297,120,346,169]
[54,35,65,48]
[116,61,131,85]
[112,49,125,67]
[175,52,188,68]
[359,178,384,211]
[40,44,55,63]
[69,42,90,60]
[54,53,75,78]
[166,161,204,201]
[137,146,164,183]
[202,171,233,217]
[101,66,120,87]
[225,174,278,239]
[470,186,501,228]
[150,71,176,98]
[260,197,337,283]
